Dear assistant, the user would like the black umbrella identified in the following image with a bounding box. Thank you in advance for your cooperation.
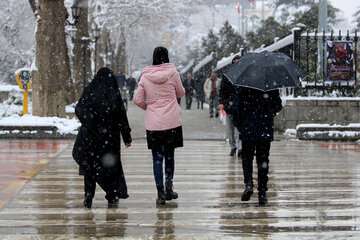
[223,51,302,91]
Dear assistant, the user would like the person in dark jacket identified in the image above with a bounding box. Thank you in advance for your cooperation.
[127,76,137,101]
[183,72,195,109]
[234,87,282,206]
[219,55,241,157]
[194,75,205,110]
[72,67,132,209]
[134,47,185,205]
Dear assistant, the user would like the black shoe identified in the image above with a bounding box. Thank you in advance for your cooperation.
[165,184,178,200]
[108,198,119,208]
[83,193,93,209]
[237,149,242,158]
[241,185,253,201]
[156,190,166,205]
[229,148,237,157]
[258,192,268,206]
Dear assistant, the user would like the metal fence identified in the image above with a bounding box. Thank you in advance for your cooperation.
[294,29,359,96]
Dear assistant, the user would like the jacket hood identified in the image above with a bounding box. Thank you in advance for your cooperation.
[141,63,178,84]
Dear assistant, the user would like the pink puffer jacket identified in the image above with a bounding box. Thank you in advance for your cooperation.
[134,63,185,131]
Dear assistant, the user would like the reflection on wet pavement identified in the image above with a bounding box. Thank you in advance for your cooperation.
[0,140,360,239]
[0,140,69,209]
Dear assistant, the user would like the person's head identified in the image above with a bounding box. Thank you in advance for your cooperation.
[153,46,170,65]
[187,72,192,80]
[93,67,117,89]
[232,55,241,64]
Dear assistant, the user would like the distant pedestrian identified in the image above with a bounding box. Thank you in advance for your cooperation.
[73,67,132,209]
[204,72,221,118]
[219,55,242,157]
[183,72,195,109]
[194,75,205,110]
[127,76,137,101]
[134,46,185,205]
[234,87,282,206]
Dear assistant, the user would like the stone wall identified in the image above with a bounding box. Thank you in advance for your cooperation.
[275,98,360,131]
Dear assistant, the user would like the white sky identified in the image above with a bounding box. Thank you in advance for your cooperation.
[330,0,358,26]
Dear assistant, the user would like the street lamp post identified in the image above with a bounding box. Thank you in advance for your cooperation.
[66,5,81,26]
[92,25,100,74]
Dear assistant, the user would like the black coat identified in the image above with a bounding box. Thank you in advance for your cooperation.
[219,75,236,115]
[194,77,205,100]
[234,88,282,142]
[72,68,132,177]
[146,126,183,150]
[183,78,195,96]
[127,77,137,91]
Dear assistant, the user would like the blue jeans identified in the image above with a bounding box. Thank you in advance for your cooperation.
[151,147,175,191]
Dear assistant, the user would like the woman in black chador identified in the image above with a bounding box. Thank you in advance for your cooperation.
[73,67,132,209]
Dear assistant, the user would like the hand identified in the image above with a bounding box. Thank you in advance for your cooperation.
[125,142,132,148]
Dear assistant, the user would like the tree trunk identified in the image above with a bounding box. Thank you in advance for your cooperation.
[113,30,127,75]
[72,0,91,101]
[32,0,70,117]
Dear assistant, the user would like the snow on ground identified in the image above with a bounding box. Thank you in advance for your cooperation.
[296,123,360,130]
[0,85,21,92]
[284,129,297,138]
[0,115,80,135]
[304,131,360,138]
[65,103,76,114]
[283,96,360,101]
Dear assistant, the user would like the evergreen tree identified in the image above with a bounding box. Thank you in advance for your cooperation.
[246,17,289,49]
[271,0,314,15]
[200,30,219,58]
[290,2,339,31]
[218,21,245,59]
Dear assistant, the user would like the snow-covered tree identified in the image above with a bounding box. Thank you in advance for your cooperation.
[88,0,204,71]
[0,0,35,83]
[218,21,245,59]
[354,7,360,30]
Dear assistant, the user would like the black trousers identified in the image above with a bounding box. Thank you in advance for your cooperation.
[185,95,193,109]
[84,159,129,201]
[241,141,271,192]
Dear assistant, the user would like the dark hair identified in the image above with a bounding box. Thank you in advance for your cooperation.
[232,55,241,64]
[153,46,170,65]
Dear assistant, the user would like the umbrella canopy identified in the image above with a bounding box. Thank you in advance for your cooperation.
[223,51,302,91]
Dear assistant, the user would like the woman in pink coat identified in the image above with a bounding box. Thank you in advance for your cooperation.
[134,47,185,205]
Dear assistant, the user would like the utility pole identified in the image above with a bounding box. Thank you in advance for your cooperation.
[318,0,328,79]
[241,2,245,36]
[318,0,327,32]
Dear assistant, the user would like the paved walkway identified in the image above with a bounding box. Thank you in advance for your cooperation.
[0,103,360,239]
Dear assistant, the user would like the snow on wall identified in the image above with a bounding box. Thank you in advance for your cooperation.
[180,59,195,75]
[254,34,294,53]
[215,49,243,71]
[192,53,214,74]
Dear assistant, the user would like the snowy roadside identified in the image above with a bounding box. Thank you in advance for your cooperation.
[0,115,80,135]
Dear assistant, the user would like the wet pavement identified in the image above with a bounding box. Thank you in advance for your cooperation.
[0,104,360,239]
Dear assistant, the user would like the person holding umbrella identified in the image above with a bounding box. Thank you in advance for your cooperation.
[224,51,301,206]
